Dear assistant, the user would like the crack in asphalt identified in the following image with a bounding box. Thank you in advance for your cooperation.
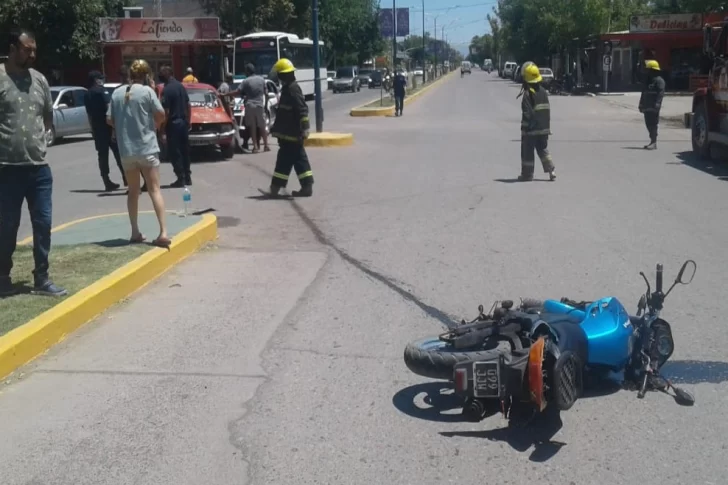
[243,161,459,329]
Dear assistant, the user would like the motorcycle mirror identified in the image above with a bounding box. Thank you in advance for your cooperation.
[677,259,697,285]
[673,386,695,406]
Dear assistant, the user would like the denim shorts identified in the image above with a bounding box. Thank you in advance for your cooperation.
[120,154,160,171]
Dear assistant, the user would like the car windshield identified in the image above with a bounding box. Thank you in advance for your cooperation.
[359,69,373,76]
[370,71,382,80]
[539,68,553,75]
[336,68,354,78]
[186,89,221,108]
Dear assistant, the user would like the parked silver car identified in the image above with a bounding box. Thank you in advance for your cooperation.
[539,67,555,86]
[47,86,91,147]
[332,66,360,93]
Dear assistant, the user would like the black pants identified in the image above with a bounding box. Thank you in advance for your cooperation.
[644,111,659,143]
[166,119,192,182]
[521,134,555,177]
[394,93,404,114]
[93,124,124,182]
[270,140,313,188]
[0,165,53,285]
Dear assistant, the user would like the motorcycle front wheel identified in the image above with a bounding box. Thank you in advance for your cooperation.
[404,336,516,380]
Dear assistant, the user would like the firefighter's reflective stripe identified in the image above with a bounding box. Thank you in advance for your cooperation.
[527,128,551,135]
[534,103,549,111]
[301,116,309,123]
[273,172,290,180]
[271,132,299,142]
[298,170,313,180]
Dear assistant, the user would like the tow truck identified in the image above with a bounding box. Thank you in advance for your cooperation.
[691,19,728,158]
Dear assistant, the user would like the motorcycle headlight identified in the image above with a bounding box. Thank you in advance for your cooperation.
[649,319,674,369]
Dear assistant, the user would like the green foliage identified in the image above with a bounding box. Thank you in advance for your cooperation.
[467,34,493,64]
[488,0,724,63]
[401,34,456,66]
[0,0,132,66]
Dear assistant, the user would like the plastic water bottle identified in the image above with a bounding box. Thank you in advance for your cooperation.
[182,187,191,217]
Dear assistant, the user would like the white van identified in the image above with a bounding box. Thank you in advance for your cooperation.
[461,61,472,74]
[502,61,517,78]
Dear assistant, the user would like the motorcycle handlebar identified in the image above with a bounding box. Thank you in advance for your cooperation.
[656,264,663,294]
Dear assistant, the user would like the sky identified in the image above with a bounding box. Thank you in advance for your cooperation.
[384,0,498,54]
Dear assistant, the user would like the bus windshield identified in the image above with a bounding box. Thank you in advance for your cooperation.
[235,38,279,77]
[235,49,278,77]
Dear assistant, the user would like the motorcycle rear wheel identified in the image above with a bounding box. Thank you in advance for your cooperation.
[404,336,516,380]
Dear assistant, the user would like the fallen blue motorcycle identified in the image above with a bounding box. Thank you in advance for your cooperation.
[404,260,697,422]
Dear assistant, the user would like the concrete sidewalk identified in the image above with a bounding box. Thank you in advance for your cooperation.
[594,92,692,123]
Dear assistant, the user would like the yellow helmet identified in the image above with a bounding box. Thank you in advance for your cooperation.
[271,58,296,74]
[523,63,542,84]
[644,59,660,71]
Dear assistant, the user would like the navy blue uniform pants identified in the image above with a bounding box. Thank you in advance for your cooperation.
[166,119,192,182]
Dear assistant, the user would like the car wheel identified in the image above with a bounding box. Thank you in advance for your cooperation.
[221,143,234,159]
[46,126,56,147]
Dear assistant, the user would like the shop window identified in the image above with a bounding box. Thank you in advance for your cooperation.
[670,47,702,90]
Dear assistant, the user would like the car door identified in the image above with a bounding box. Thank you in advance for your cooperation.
[71,88,90,135]
[54,90,75,137]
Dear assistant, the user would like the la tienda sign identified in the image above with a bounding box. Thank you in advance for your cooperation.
[629,13,703,33]
[99,17,220,42]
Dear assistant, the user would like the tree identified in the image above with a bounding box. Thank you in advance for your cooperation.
[467,34,493,64]
[0,0,132,68]
[493,0,609,63]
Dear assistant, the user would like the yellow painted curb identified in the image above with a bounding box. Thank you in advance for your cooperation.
[0,213,218,380]
[349,70,458,117]
[304,132,354,147]
[350,105,394,117]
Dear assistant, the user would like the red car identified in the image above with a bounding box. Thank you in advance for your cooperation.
[156,82,237,159]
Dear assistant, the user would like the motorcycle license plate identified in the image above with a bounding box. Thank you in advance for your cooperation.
[472,361,501,398]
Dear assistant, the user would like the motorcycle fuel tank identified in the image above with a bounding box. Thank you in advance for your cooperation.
[543,297,633,370]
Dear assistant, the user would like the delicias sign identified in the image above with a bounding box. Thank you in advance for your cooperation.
[98,17,220,42]
[629,14,703,33]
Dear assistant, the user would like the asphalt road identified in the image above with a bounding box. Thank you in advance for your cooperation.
[16,86,379,239]
[3,71,728,485]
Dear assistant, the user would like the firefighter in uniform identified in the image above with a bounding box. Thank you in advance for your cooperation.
[519,62,556,182]
[638,59,665,150]
[260,58,314,198]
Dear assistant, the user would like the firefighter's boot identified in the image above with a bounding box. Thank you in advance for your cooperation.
[292,185,313,197]
[644,142,657,150]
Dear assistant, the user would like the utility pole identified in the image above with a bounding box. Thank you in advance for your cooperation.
[434,17,437,77]
[421,0,426,82]
[154,0,162,17]
[392,0,397,69]
[312,0,323,132]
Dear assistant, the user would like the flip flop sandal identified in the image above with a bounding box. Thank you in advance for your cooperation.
[129,235,147,244]
[152,237,172,249]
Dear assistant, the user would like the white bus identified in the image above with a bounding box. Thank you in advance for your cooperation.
[232,32,327,99]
